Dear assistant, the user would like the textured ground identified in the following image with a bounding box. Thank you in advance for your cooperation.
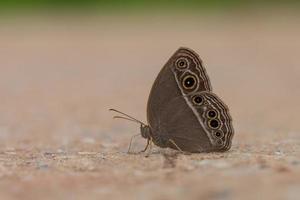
[0,11,300,200]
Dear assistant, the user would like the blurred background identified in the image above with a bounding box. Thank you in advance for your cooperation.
[0,1,299,200]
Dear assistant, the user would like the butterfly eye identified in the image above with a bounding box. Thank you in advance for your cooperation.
[182,75,197,90]
[208,119,220,129]
[192,95,203,105]
[175,57,189,69]
[207,110,217,119]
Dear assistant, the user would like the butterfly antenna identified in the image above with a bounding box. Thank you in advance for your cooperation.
[109,109,146,126]
[113,116,142,124]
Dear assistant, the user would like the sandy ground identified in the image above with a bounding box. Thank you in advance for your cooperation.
[0,11,300,200]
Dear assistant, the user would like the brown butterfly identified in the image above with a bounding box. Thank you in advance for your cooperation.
[110,47,234,153]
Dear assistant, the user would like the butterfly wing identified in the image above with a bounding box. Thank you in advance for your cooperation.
[147,47,234,152]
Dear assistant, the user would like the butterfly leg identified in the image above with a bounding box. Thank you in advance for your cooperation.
[168,139,192,155]
[168,139,183,152]
[139,139,150,153]
[127,133,141,154]
[145,138,153,157]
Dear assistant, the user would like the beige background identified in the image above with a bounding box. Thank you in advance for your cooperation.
[0,11,299,199]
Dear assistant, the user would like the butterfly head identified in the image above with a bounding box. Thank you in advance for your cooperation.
[140,124,152,140]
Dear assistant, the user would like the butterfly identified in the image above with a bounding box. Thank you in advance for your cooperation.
[110,47,234,153]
